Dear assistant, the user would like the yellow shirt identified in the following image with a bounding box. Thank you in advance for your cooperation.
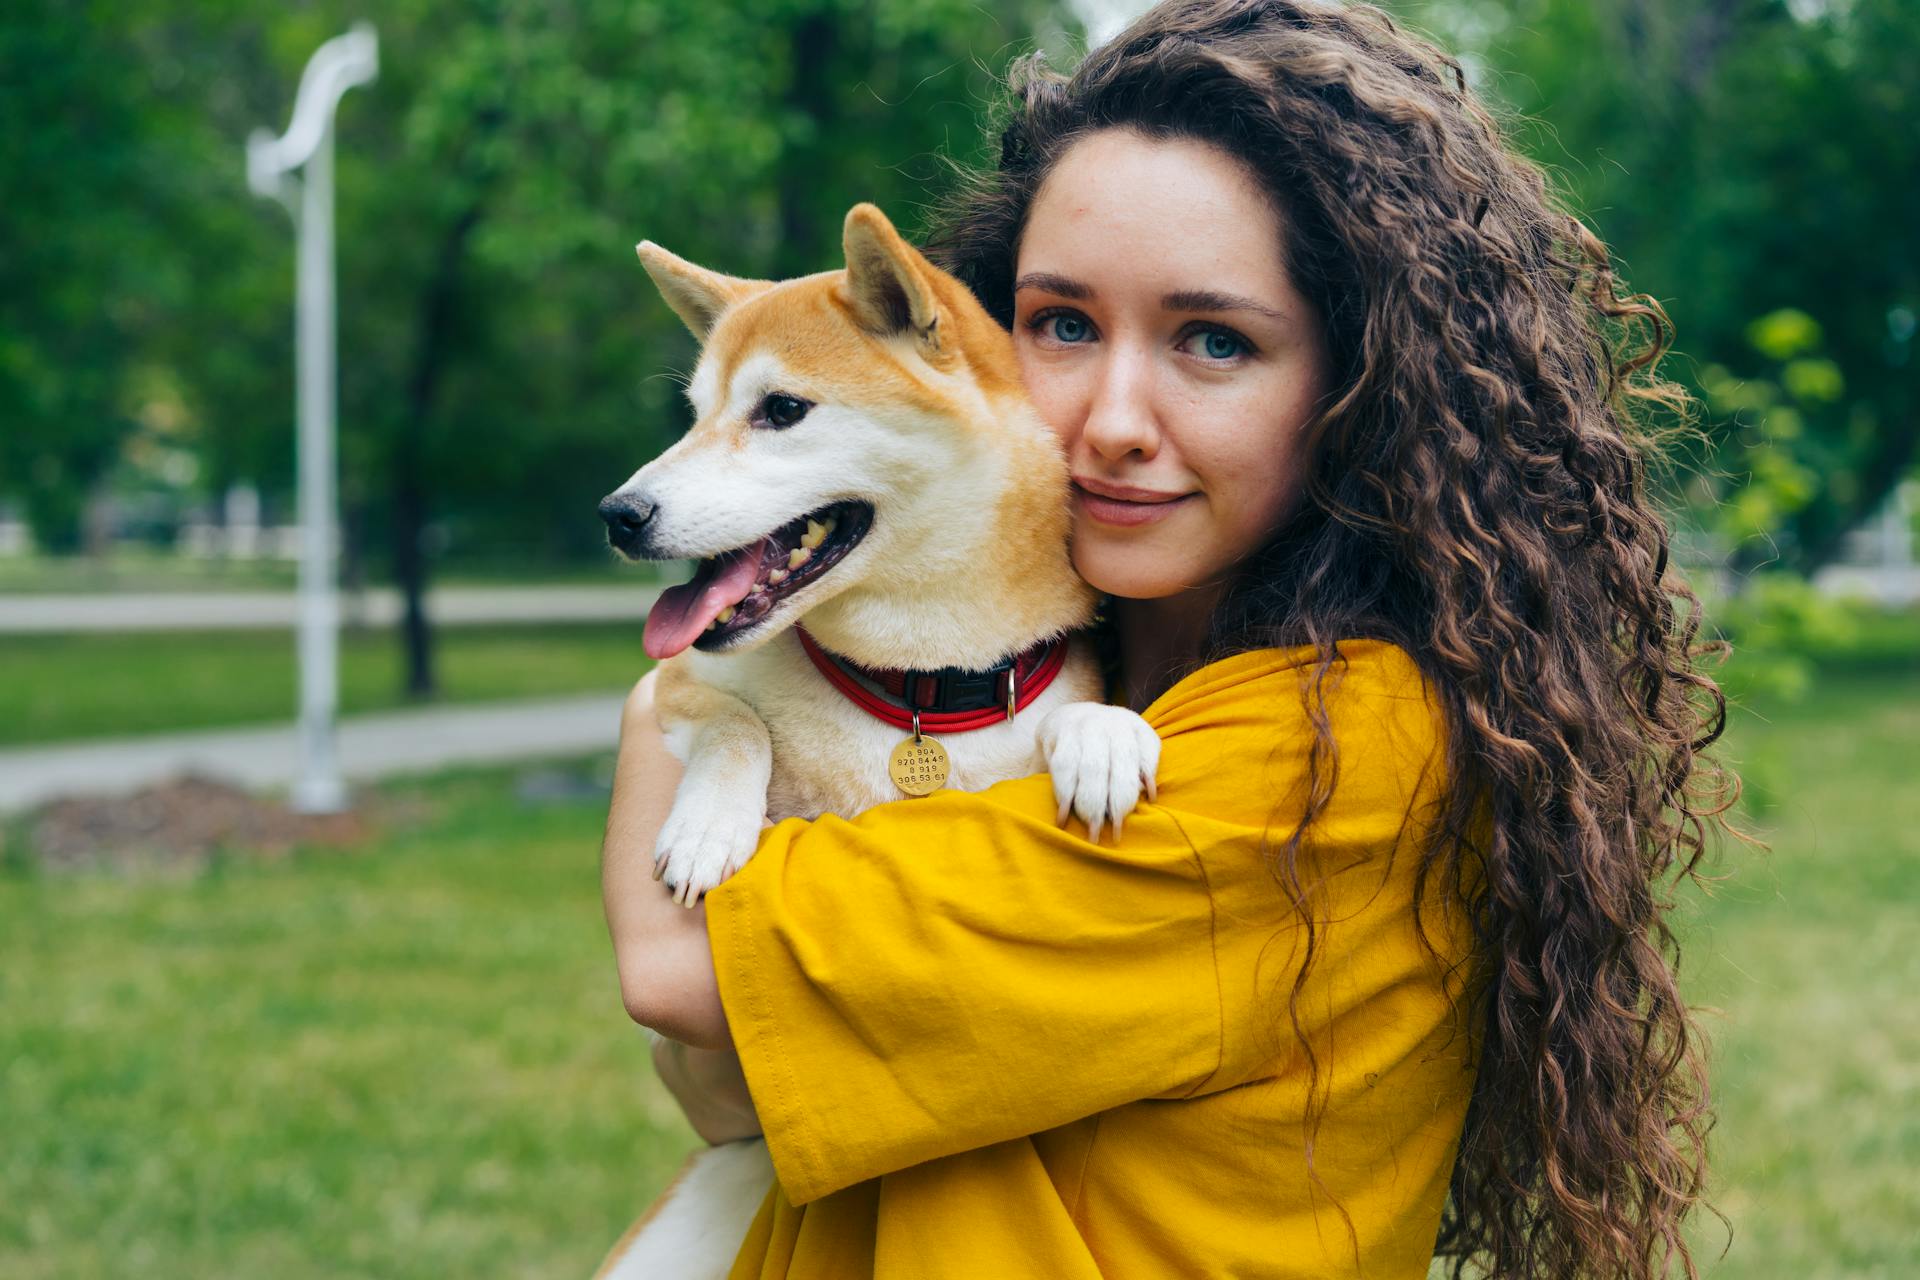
[706,640,1477,1279]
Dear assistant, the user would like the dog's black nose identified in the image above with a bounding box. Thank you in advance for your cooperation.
[599,492,657,557]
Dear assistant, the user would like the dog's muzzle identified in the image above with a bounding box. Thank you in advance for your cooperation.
[599,491,659,558]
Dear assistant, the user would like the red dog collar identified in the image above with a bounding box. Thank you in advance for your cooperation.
[794,625,1068,733]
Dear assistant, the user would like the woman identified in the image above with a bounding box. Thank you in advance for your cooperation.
[602,2,1736,1276]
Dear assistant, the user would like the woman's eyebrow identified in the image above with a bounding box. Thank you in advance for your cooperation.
[1160,288,1289,322]
[1013,274,1288,323]
[1013,271,1092,299]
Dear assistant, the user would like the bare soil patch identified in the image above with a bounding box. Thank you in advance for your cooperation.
[9,774,393,873]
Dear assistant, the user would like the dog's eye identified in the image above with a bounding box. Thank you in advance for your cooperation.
[754,393,812,430]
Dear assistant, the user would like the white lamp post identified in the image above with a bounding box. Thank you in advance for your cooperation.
[247,24,379,814]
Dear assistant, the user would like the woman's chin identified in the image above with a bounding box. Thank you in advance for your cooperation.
[1072,541,1209,602]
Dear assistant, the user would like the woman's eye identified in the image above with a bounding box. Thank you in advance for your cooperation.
[1028,309,1095,345]
[755,393,812,429]
[1049,314,1091,343]
[1179,326,1251,362]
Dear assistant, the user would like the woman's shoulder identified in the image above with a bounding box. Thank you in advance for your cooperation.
[1142,637,1449,834]
[1145,637,1441,744]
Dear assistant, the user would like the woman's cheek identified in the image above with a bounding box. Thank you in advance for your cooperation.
[1014,346,1085,452]
[1209,388,1310,545]
[1224,470,1300,562]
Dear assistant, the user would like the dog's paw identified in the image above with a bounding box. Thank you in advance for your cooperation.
[653,788,765,907]
[1037,702,1161,843]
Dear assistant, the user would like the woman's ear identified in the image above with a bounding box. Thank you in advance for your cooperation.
[840,203,948,362]
[635,242,772,340]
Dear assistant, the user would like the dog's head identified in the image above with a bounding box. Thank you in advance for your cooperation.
[604,203,1062,661]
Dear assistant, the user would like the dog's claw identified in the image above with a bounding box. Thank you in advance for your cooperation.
[652,785,764,903]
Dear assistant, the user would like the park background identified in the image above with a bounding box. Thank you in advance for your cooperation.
[2,0,1914,1275]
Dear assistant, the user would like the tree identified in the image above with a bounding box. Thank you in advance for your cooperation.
[35,0,1066,696]
[0,2,164,550]
[1394,0,1918,573]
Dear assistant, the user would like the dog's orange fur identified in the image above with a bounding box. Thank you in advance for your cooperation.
[637,207,1088,671]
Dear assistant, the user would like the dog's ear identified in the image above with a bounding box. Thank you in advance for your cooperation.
[635,242,772,340]
[841,204,948,362]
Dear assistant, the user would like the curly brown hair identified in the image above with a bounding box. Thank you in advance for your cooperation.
[923,2,1741,1276]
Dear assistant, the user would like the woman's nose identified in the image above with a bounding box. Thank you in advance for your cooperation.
[1079,344,1161,463]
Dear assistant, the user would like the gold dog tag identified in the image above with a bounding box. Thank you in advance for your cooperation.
[889,734,949,796]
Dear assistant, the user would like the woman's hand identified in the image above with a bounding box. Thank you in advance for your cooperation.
[601,669,734,1049]
[650,1034,763,1145]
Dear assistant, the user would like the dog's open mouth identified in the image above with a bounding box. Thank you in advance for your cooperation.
[642,500,874,660]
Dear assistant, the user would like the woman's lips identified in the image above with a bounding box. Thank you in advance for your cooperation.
[1071,480,1196,527]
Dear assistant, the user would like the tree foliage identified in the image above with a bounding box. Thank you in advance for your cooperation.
[6,0,1914,694]
[3,0,1066,690]
[1397,0,1918,572]
[0,2,169,550]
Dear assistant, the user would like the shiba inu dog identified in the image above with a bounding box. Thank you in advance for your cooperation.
[593,204,1160,1278]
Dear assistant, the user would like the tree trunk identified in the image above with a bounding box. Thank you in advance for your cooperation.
[393,203,484,698]
[392,432,433,697]
[775,12,839,272]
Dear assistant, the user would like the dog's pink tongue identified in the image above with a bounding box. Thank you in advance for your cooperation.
[642,546,764,660]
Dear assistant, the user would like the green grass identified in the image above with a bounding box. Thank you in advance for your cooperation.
[0,624,652,747]
[0,552,295,593]
[0,550,647,594]
[2,645,1915,1276]
[0,760,690,1280]
[1679,664,1920,1276]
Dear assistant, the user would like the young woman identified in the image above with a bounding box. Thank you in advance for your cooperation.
[601,2,1736,1276]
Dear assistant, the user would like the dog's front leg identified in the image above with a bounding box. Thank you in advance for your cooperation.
[652,663,774,905]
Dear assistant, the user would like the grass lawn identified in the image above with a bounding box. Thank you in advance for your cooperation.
[0,624,653,747]
[2,648,1914,1276]
[1678,663,1920,1276]
[0,760,688,1280]
[0,550,643,594]
[0,550,299,593]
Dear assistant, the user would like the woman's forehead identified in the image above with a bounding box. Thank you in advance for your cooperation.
[1017,128,1293,304]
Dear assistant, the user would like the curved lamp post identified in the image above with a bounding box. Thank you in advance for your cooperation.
[247,24,378,814]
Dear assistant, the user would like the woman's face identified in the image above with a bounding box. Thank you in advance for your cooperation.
[1011,128,1332,601]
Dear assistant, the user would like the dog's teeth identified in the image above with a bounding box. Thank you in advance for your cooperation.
[768,568,788,584]
[748,582,765,595]
[715,605,735,624]
[823,516,837,534]
[788,546,811,570]
[801,519,827,550]
[705,619,717,631]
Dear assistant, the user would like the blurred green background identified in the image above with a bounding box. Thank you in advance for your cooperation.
[2,0,1915,1275]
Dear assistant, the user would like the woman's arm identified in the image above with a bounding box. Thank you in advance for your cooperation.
[649,1031,761,1145]
[600,669,733,1050]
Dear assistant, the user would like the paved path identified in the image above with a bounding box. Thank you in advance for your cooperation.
[1812,563,1920,607]
[0,584,664,633]
[0,693,628,813]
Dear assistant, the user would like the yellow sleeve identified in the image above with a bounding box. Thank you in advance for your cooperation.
[705,776,1221,1206]
[705,640,1450,1207]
